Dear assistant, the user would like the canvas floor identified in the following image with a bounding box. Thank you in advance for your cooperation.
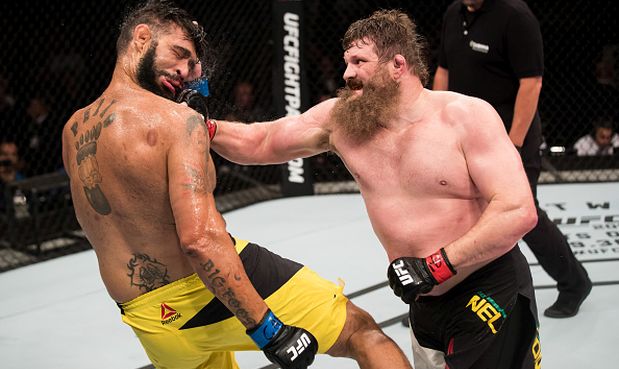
[1,182,618,369]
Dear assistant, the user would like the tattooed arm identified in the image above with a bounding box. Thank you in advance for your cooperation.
[168,113,267,328]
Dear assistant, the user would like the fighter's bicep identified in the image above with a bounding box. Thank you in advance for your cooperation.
[266,99,334,154]
[461,102,527,200]
[168,115,215,230]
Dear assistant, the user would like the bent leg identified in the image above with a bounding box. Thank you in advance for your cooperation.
[326,301,413,369]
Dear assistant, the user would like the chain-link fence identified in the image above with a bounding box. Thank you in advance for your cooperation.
[1,0,617,270]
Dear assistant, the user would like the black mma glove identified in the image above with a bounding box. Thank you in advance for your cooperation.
[176,88,217,140]
[387,248,457,304]
[247,309,318,369]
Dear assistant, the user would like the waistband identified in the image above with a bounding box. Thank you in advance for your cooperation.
[117,236,250,313]
[415,245,522,304]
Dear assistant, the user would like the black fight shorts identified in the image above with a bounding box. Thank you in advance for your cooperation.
[408,245,542,369]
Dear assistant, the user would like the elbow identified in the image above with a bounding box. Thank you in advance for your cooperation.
[498,204,538,257]
[518,202,538,237]
[179,229,230,258]
[178,229,222,258]
[179,233,207,258]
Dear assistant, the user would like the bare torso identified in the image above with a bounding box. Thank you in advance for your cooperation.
[63,85,215,303]
[330,91,490,294]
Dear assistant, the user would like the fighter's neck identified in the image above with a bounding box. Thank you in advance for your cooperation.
[109,57,143,92]
[386,82,429,129]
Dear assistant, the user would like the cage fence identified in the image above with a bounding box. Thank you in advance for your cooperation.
[0,0,617,271]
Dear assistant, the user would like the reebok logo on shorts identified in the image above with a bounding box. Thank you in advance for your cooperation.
[465,291,506,334]
[160,303,182,325]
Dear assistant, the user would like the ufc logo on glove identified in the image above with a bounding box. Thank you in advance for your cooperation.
[391,260,414,285]
[286,333,312,361]
[387,249,457,304]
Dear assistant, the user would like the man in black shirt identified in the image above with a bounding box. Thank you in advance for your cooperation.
[434,0,592,318]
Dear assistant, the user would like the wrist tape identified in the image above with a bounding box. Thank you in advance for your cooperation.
[206,119,217,140]
[425,248,457,283]
[247,309,282,349]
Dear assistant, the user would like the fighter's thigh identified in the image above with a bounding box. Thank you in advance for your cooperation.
[266,266,349,354]
[452,295,539,369]
[132,325,242,369]
[325,300,383,358]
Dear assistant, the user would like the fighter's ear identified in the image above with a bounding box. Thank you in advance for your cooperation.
[132,24,153,52]
[392,54,406,78]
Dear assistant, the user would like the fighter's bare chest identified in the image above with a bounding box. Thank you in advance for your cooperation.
[336,129,469,194]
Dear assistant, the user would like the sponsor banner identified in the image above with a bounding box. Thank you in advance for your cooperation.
[272,0,314,197]
[540,183,619,261]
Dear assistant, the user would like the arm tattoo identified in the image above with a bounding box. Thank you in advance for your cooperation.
[200,259,257,327]
[185,114,206,136]
[181,164,208,193]
[185,115,208,152]
[127,253,171,293]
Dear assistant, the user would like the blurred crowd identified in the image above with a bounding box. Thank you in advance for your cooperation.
[0,2,618,210]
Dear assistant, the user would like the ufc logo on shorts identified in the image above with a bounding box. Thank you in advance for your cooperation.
[286,333,311,361]
[392,260,414,285]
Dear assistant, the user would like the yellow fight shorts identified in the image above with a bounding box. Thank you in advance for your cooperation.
[118,238,348,369]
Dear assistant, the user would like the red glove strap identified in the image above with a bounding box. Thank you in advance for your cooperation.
[206,119,217,141]
[425,248,456,283]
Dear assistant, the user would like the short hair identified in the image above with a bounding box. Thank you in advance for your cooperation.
[342,9,429,85]
[592,117,615,131]
[116,0,208,74]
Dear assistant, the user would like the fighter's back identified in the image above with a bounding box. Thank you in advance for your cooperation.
[62,85,208,302]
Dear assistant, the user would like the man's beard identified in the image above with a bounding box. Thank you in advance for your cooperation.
[136,44,175,100]
[331,67,400,142]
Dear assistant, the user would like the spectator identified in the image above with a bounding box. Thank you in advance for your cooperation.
[592,44,619,119]
[573,118,619,156]
[0,74,19,132]
[0,139,24,182]
[21,94,64,176]
[596,44,619,89]
[0,139,25,212]
[434,0,592,318]
[224,81,267,122]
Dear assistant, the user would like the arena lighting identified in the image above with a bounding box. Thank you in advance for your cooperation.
[550,146,566,153]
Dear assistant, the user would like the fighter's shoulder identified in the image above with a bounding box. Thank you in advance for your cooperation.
[118,94,205,140]
[304,98,338,119]
[297,97,337,128]
[436,91,495,124]
[62,102,100,136]
[158,97,204,130]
